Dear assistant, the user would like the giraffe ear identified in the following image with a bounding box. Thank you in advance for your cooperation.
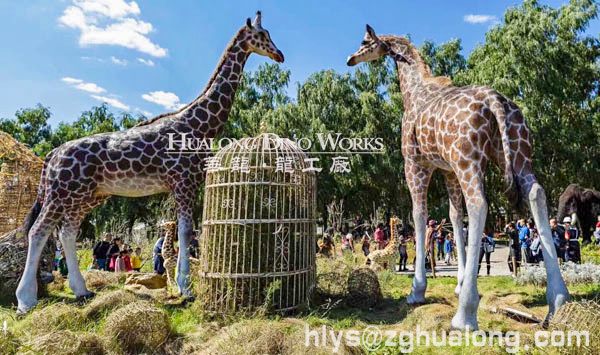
[246,18,252,29]
[366,24,379,41]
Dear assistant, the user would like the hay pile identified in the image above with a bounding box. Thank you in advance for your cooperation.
[18,330,105,355]
[187,319,364,355]
[0,328,20,355]
[84,289,138,319]
[103,300,170,353]
[550,300,600,354]
[83,270,127,290]
[346,268,382,308]
[29,303,86,335]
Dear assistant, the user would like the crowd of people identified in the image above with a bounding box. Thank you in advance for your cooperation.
[89,233,143,273]
[317,213,600,274]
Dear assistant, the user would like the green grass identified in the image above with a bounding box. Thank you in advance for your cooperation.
[2,249,600,354]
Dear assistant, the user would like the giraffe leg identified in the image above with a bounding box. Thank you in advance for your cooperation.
[59,216,94,299]
[16,206,62,313]
[451,175,486,330]
[444,172,466,296]
[406,161,433,305]
[524,179,569,324]
[174,187,195,297]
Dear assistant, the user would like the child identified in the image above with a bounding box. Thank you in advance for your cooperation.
[123,249,133,272]
[58,249,68,276]
[114,251,126,273]
[131,247,142,272]
[444,234,453,265]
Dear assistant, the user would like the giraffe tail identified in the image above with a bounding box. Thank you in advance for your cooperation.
[488,93,525,212]
[20,150,53,241]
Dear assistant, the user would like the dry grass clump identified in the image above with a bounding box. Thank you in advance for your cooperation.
[346,268,382,308]
[103,300,170,353]
[29,302,86,335]
[191,319,364,355]
[400,304,455,332]
[18,330,105,355]
[83,289,138,319]
[550,300,600,354]
[83,270,126,290]
[47,271,65,292]
[1,329,20,355]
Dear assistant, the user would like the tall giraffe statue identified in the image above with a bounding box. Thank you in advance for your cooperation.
[347,25,568,330]
[16,12,284,313]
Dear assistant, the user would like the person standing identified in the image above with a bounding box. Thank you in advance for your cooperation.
[105,237,121,272]
[398,233,409,271]
[354,215,364,239]
[153,235,166,274]
[517,219,530,265]
[436,229,445,261]
[444,234,453,265]
[594,216,600,245]
[478,228,495,275]
[374,224,386,250]
[92,233,112,271]
[563,216,580,263]
[550,218,566,262]
[131,247,142,272]
[505,222,521,274]
[529,232,542,263]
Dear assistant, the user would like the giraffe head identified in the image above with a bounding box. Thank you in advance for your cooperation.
[242,11,284,63]
[346,25,411,66]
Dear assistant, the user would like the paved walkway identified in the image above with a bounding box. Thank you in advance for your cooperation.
[396,244,512,277]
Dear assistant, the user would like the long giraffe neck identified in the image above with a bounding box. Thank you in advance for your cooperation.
[380,37,445,114]
[137,27,251,135]
[174,28,250,137]
[162,222,177,258]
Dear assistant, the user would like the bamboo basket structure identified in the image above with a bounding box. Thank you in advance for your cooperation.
[199,128,317,313]
[0,131,43,234]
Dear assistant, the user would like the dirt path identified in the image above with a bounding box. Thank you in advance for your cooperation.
[396,244,512,277]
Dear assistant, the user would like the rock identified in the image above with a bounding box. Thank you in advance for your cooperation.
[125,273,167,289]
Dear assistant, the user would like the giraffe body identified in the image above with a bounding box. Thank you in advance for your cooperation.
[366,217,399,271]
[16,12,283,313]
[347,26,569,329]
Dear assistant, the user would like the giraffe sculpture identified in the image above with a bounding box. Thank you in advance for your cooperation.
[366,216,399,271]
[16,12,284,313]
[347,25,569,329]
[160,221,178,291]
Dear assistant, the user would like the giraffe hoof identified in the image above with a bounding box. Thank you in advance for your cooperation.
[75,292,96,305]
[181,296,196,306]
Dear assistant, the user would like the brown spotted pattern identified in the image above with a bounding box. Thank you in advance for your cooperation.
[16,12,284,312]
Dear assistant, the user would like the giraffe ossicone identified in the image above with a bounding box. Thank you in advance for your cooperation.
[347,25,569,330]
[15,11,284,314]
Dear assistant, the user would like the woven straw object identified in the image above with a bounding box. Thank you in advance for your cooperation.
[0,130,43,234]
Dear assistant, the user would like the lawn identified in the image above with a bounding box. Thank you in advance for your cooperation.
[1,247,599,354]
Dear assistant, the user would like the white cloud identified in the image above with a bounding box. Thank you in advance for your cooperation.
[62,77,106,93]
[137,58,154,66]
[61,77,83,84]
[110,56,127,65]
[142,91,184,110]
[91,95,130,110]
[59,0,167,57]
[75,0,140,19]
[464,14,499,25]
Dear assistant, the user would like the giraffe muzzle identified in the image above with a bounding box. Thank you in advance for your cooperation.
[346,56,357,66]
[271,50,284,63]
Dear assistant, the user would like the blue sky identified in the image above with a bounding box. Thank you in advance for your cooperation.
[1,0,597,127]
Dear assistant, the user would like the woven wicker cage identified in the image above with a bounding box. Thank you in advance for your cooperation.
[0,131,43,234]
[199,129,317,313]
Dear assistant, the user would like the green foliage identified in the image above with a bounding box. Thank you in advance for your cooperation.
[2,0,599,235]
